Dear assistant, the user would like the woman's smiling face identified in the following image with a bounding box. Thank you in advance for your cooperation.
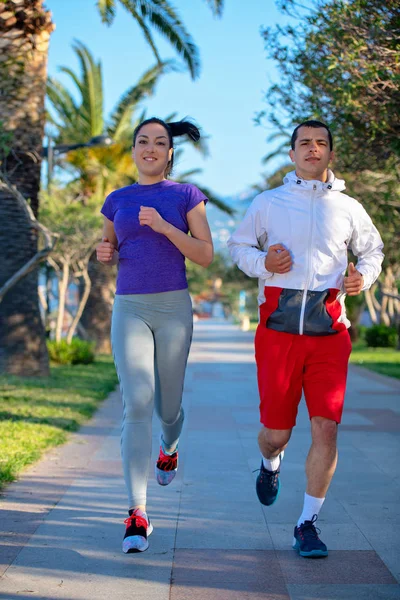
[132,122,173,183]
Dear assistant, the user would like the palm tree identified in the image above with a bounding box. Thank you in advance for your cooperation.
[46,41,175,351]
[47,42,234,352]
[0,1,54,375]
[46,40,177,196]
[1,0,224,375]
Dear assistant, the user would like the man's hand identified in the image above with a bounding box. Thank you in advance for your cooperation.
[139,206,170,235]
[344,262,364,296]
[265,243,293,274]
[96,237,115,263]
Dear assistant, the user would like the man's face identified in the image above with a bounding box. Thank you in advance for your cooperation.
[289,126,334,181]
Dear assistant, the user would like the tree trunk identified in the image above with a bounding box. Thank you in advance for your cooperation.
[0,1,54,375]
[55,260,69,343]
[365,285,379,325]
[66,264,91,344]
[80,255,114,353]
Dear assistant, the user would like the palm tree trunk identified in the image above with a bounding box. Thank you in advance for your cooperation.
[0,1,54,375]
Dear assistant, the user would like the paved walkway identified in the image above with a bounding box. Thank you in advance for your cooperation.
[1,320,400,599]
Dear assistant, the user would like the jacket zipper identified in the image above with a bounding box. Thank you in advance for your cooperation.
[299,183,317,335]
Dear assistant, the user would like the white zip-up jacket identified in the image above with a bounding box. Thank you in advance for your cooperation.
[227,170,384,335]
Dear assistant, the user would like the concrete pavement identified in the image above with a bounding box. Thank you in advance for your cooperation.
[0,319,399,599]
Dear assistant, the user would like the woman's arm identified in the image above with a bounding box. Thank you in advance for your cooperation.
[96,217,119,265]
[138,202,213,267]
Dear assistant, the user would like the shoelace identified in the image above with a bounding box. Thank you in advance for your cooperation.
[157,448,177,471]
[253,466,279,488]
[124,513,148,531]
[298,515,321,540]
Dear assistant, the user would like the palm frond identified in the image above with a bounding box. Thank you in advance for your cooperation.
[178,180,235,215]
[96,0,116,24]
[119,0,200,79]
[46,77,81,138]
[108,60,176,139]
[57,67,85,98]
[266,131,291,143]
[203,0,224,17]
[176,168,203,178]
[71,40,104,137]
[175,132,209,157]
[124,6,163,64]
[204,190,235,215]
[262,140,291,164]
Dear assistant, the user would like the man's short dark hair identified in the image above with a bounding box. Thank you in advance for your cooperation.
[291,120,333,151]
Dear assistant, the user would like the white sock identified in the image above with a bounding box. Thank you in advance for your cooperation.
[262,452,282,472]
[297,493,325,527]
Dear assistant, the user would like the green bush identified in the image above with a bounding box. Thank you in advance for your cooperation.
[47,339,95,365]
[365,325,398,348]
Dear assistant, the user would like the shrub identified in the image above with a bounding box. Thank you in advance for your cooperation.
[365,325,398,348]
[47,339,95,365]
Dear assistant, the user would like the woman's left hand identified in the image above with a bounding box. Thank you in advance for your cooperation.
[139,206,170,235]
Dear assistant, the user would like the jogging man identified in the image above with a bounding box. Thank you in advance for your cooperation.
[228,120,384,557]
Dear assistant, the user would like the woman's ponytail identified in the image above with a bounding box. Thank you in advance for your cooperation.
[169,119,200,142]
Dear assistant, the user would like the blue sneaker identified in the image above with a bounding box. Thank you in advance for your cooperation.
[255,453,283,506]
[293,515,328,558]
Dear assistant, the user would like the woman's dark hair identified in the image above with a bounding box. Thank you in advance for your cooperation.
[291,120,333,151]
[133,117,200,176]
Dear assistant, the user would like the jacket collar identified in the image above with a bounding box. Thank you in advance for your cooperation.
[283,169,346,192]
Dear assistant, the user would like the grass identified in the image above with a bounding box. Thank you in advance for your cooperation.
[349,340,400,379]
[0,355,118,490]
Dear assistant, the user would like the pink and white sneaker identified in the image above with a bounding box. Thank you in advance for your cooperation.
[122,509,153,553]
[155,444,178,486]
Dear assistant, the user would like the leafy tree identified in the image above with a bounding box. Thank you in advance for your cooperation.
[259,0,400,171]
[0,0,225,375]
[257,0,400,329]
[40,187,101,343]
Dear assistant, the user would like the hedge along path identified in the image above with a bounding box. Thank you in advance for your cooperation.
[0,355,118,488]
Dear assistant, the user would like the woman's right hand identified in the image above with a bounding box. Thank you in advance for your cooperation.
[96,237,116,263]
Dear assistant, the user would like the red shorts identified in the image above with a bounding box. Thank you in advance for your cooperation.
[255,327,352,429]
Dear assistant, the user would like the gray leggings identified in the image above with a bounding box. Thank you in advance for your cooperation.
[111,289,193,508]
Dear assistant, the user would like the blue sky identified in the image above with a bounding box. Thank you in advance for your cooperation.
[45,0,293,199]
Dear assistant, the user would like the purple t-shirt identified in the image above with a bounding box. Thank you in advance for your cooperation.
[101,180,208,294]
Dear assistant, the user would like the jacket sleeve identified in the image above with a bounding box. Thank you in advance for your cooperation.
[350,202,384,290]
[227,195,274,279]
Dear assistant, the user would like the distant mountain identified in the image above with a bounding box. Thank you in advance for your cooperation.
[208,192,252,254]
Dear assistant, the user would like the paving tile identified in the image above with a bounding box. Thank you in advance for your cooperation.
[340,409,400,433]
[277,550,397,584]
[171,549,289,599]
[287,584,400,599]
[176,509,273,549]
[359,523,400,581]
